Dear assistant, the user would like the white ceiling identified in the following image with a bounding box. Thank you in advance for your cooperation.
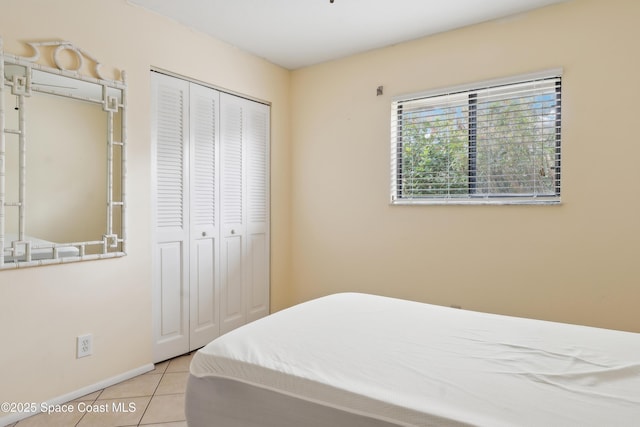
[128,0,568,70]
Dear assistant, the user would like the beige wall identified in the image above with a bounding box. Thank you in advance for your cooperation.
[290,0,640,333]
[0,0,291,408]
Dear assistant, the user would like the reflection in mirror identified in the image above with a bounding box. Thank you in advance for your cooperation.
[0,39,127,268]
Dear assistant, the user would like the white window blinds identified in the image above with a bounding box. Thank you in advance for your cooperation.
[391,71,562,204]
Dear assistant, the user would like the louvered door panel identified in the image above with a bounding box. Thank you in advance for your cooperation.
[245,102,270,321]
[151,73,190,362]
[191,85,217,229]
[219,93,246,333]
[189,83,220,349]
[156,88,187,231]
[221,96,243,226]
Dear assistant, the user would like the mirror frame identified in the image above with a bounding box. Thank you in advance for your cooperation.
[0,38,127,269]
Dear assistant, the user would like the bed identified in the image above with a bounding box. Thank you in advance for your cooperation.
[186,292,640,427]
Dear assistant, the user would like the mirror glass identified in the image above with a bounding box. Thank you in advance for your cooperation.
[1,41,126,268]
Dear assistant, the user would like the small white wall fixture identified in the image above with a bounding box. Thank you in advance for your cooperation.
[0,38,127,269]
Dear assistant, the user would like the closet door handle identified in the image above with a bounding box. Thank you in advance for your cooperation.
[231,229,235,235]
[202,232,207,237]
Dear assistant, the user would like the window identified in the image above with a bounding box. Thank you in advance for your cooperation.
[391,70,562,205]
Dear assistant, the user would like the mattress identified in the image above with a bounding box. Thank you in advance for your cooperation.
[187,292,640,426]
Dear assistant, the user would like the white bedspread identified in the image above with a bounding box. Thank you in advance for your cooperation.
[191,293,640,426]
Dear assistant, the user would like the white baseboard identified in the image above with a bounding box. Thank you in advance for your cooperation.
[0,363,154,426]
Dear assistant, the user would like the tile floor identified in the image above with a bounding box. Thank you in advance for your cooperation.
[7,352,193,427]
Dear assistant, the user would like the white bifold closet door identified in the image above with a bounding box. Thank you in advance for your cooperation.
[188,83,221,350]
[219,93,270,334]
[151,72,269,363]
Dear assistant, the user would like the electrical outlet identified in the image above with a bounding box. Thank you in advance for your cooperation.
[77,334,93,358]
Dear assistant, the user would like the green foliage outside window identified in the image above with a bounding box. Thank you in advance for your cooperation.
[395,79,560,201]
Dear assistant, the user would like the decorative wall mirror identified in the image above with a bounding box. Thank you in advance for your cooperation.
[0,38,127,268]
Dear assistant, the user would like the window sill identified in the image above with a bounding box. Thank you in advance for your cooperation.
[390,198,561,206]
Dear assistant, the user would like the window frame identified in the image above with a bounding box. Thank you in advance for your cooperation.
[390,69,563,205]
